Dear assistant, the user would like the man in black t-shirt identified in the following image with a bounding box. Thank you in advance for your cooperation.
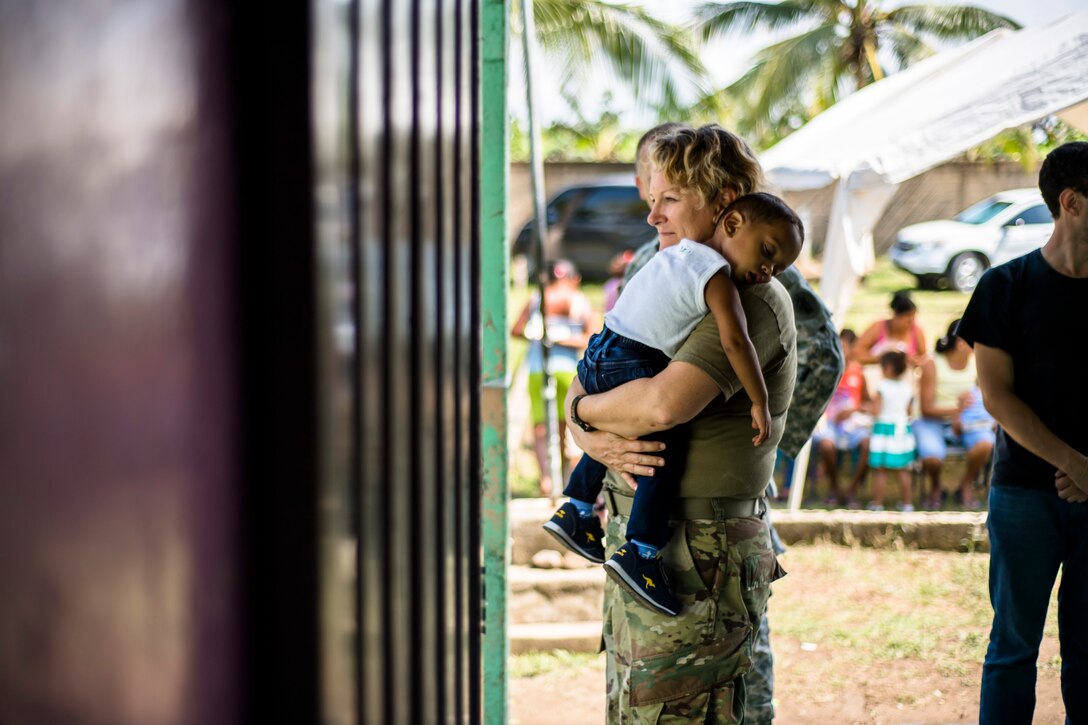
[958,141,1088,724]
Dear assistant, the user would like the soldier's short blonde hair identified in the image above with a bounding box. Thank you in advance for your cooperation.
[650,125,764,208]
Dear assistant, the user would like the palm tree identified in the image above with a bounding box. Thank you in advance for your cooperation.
[520,0,708,118]
[692,0,1019,146]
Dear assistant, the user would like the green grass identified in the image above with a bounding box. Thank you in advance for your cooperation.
[510,650,602,678]
[772,546,1059,670]
[509,544,1065,694]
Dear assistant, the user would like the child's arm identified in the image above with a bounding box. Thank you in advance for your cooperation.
[704,272,770,446]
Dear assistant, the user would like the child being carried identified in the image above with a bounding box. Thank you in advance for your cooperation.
[543,192,804,616]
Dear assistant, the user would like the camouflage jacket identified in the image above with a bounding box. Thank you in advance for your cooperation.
[622,241,842,459]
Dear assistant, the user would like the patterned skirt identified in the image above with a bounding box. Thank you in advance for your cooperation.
[868,419,916,469]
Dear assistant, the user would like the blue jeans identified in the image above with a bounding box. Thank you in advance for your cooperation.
[980,485,1088,724]
[564,327,685,549]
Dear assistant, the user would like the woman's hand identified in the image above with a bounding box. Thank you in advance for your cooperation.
[1056,470,1088,503]
[567,425,665,478]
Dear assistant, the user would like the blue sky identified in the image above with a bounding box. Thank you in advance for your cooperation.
[512,0,1085,127]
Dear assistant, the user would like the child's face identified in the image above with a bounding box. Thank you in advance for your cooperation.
[717,212,803,285]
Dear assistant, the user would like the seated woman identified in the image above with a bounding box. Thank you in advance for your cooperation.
[914,318,996,509]
[856,290,927,367]
[565,124,795,722]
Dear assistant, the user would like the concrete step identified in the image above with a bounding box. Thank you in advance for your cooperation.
[512,498,576,567]
[510,498,990,563]
[509,621,602,655]
[510,564,605,624]
[772,509,988,551]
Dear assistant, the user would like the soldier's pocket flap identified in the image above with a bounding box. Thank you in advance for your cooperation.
[743,548,786,591]
[628,627,749,707]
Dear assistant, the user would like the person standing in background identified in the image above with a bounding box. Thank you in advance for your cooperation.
[958,141,1088,723]
[511,260,599,495]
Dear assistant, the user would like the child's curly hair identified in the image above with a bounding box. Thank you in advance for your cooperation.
[649,125,765,209]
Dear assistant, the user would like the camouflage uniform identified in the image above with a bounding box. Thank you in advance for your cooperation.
[603,511,784,723]
[773,266,843,460]
[741,609,776,724]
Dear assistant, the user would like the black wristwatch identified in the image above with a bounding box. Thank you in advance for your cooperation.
[570,394,595,432]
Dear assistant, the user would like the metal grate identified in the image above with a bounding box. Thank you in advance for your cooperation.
[317,0,483,722]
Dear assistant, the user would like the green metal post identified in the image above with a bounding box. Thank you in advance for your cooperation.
[480,0,509,722]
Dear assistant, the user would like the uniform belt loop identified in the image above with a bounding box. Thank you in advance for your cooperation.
[709,497,727,521]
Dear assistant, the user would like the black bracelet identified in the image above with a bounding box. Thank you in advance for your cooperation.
[570,393,596,432]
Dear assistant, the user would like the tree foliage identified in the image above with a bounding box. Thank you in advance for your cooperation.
[520,0,708,119]
[692,0,1019,149]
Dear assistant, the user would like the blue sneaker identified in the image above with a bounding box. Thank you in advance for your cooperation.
[603,543,681,616]
[542,502,606,563]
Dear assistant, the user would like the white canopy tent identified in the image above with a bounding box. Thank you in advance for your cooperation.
[761,12,1088,509]
[762,10,1088,322]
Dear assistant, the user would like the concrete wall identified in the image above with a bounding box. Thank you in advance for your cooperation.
[508,160,1039,255]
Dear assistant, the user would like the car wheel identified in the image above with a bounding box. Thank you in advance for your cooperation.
[947,253,987,293]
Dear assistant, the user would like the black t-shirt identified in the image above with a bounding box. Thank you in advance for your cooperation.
[958,249,1088,490]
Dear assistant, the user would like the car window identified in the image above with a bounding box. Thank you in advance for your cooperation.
[1005,204,1053,226]
[955,198,1012,224]
[545,188,579,222]
[570,186,646,225]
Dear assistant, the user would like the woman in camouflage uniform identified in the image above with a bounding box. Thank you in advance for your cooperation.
[567,125,802,723]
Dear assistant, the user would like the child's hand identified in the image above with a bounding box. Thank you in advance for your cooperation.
[751,403,771,446]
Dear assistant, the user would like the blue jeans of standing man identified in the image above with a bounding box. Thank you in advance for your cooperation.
[564,326,687,549]
[980,485,1088,724]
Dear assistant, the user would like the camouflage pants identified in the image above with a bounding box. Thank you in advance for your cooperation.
[742,510,785,725]
[603,512,785,724]
[741,612,775,725]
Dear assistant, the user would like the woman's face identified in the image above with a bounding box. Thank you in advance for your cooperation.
[944,337,973,370]
[646,170,733,246]
[891,309,916,331]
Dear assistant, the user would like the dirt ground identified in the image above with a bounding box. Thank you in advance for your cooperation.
[510,546,1067,725]
[510,632,1064,725]
[510,647,1065,725]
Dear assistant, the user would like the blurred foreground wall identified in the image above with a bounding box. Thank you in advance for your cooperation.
[0,0,481,723]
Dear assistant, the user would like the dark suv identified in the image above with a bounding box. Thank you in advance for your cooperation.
[512,176,656,281]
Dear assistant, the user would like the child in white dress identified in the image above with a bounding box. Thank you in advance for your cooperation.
[868,350,917,512]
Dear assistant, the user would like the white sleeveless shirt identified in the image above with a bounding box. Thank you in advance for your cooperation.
[604,239,729,357]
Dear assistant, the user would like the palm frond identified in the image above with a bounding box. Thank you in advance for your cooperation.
[885,4,1020,39]
[881,26,936,68]
[725,23,842,125]
[690,0,817,41]
[531,0,709,111]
